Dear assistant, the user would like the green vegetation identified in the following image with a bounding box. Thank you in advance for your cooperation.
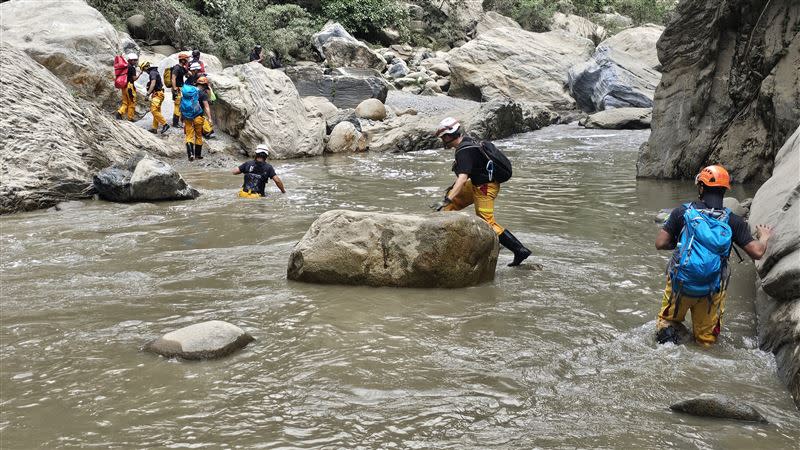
[321,0,409,37]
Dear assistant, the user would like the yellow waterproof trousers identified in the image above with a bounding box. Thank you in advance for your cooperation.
[173,88,182,120]
[656,279,726,346]
[184,116,205,146]
[444,180,505,235]
[150,91,167,129]
[203,117,213,134]
[238,189,263,199]
[117,83,136,121]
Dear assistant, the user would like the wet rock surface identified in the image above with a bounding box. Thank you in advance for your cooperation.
[144,320,255,360]
[669,395,768,423]
[287,210,499,288]
[93,153,199,203]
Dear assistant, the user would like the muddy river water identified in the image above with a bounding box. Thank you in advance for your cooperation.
[1,125,798,448]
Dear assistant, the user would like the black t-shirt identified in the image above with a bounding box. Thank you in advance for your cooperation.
[147,68,163,92]
[249,51,261,62]
[126,65,137,84]
[185,73,199,86]
[662,201,754,249]
[172,64,187,88]
[453,136,491,186]
[198,89,209,106]
[238,161,276,196]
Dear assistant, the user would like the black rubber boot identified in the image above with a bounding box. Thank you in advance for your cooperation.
[186,143,194,161]
[498,230,532,266]
[161,123,170,134]
[194,144,203,160]
[172,115,180,127]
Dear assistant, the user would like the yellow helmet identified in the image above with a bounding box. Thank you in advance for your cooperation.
[139,61,151,71]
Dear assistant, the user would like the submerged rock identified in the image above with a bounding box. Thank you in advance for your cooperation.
[669,395,768,423]
[144,320,255,360]
[93,153,199,202]
[287,210,499,288]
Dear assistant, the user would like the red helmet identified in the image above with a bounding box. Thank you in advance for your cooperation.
[695,165,731,189]
[196,76,209,85]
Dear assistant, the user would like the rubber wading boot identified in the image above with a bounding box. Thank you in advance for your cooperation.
[498,230,532,266]
[186,143,195,161]
[172,115,180,127]
[194,144,203,160]
[161,124,170,134]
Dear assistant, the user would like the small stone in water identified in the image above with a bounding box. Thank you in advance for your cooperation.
[143,320,254,360]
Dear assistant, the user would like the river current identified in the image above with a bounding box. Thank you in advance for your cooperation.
[1,125,798,448]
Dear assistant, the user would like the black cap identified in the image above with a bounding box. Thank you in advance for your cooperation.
[192,49,200,57]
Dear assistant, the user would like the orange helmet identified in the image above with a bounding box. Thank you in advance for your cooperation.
[196,76,209,85]
[695,165,730,189]
[178,53,190,61]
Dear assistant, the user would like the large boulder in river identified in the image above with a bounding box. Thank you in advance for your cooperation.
[669,395,767,423]
[286,65,389,109]
[750,126,800,407]
[287,210,499,288]
[581,107,652,129]
[637,1,800,183]
[568,24,663,112]
[326,122,367,153]
[447,28,594,108]
[144,321,255,360]
[0,0,129,109]
[93,152,199,202]
[209,63,326,159]
[0,43,176,214]
[312,22,386,71]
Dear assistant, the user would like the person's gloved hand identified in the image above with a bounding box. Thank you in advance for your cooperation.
[430,196,452,212]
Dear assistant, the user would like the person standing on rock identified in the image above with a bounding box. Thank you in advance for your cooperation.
[170,53,190,127]
[115,52,140,121]
[189,49,206,75]
[249,45,264,63]
[655,165,773,346]
[432,117,532,266]
[140,61,169,134]
[184,61,215,139]
[181,76,213,161]
[232,144,286,198]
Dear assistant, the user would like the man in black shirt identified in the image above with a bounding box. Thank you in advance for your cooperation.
[171,53,190,127]
[141,61,169,134]
[654,165,773,346]
[232,144,286,197]
[433,117,532,266]
[249,45,263,63]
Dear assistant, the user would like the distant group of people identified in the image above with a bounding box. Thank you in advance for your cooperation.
[114,50,775,349]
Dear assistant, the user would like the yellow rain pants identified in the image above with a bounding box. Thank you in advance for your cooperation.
[656,278,726,346]
[444,180,505,235]
[117,82,136,121]
[238,189,263,199]
[150,91,167,130]
[173,88,182,120]
[184,115,205,146]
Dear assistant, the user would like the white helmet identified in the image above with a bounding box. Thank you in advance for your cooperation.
[255,144,270,157]
[189,62,202,71]
[435,117,461,137]
[125,52,138,60]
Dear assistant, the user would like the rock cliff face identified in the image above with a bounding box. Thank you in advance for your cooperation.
[0,44,176,214]
[750,126,800,408]
[637,1,800,183]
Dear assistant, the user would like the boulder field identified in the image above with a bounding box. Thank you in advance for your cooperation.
[287,210,499,288]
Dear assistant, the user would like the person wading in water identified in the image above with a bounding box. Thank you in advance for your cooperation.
[432,117,532,266]
[655,165,772,345]
[233,144,286,198]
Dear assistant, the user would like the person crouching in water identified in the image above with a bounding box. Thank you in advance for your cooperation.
[433,117,532,266]
[180,76,212,161]
[655,165,772,346]
[233,144,286,198]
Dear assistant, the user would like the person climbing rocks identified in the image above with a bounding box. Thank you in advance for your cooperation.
[140,61,169,134]
[115,52,140,121]
[180,76,213,161]
[432,117,532,266]
[233,144,285,198]
[268,50,283,69]
[654,165,773,346]
[249,45,263,63]
[170,52,190,127]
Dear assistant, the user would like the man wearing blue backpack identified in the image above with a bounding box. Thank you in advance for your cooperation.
[180,76,213,161]
[655,165,773,346]
[432,117,533,266]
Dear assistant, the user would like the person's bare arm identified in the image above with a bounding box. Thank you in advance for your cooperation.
[202,101,212,125]
[147,79,155,96]
[272,175,286,193]
[655,229,675,250]
[446,173,469,201]
[742,224,773,260]
[232,167,241,175]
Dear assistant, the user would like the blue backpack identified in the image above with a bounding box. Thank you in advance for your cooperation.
[669,203,732,297]
[180,84,203,120]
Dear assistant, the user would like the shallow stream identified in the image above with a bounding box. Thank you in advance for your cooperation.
[1,125,798,448]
